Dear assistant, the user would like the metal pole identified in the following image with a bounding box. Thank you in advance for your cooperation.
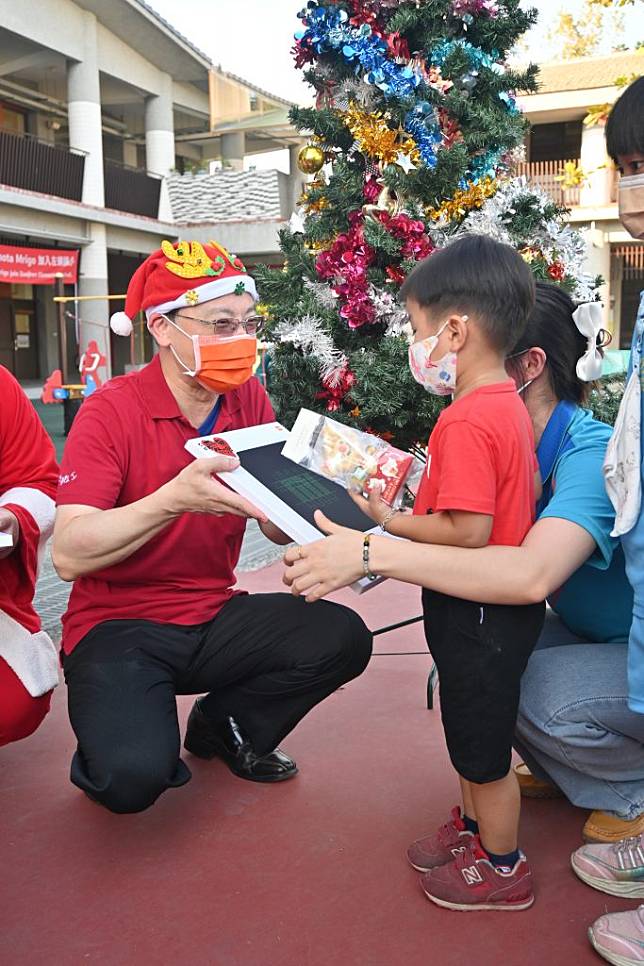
[52,293,126,302]
[54,273,68,382]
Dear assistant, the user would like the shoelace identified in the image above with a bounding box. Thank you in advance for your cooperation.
[436,807,465,845]
[614,836,644,871]
[452,838,487,871]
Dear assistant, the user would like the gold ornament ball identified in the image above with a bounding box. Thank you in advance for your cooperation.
[297,144,325,174]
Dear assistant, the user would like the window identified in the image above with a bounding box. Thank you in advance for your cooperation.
[529,121,583,163]
[0,103,26,135]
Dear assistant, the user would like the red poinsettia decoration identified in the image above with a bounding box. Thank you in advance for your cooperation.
[377,211,435,261]
[547,260,565,281]
[316,364,357,412]
[315,212,376,328]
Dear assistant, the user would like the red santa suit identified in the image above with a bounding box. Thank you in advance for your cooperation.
[0,366,59,745]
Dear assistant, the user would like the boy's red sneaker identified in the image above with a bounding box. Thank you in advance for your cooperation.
[407,806,474,872]
[420,837,535,911]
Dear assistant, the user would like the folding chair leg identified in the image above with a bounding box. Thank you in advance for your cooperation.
[426,662,438,710]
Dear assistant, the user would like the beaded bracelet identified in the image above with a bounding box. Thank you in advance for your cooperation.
[363,533,377,580]
[380,506,399,534]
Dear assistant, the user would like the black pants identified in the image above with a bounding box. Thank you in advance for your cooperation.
[63,593,372,814]
[422,589,545,784]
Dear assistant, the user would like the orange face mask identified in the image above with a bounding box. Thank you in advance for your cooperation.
[168,319,257,394]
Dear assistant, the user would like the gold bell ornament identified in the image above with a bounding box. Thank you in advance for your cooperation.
[297,143,326,174]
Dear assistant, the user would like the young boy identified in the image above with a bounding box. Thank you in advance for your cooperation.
[355,234,545,911]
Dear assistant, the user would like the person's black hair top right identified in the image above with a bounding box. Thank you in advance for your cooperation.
[400,234,536,353]
[605,76,644,165]
[507,281,591,405]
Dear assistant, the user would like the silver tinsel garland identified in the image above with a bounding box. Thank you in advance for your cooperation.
[273,313,348,383]
[368,285,412,338]
[456,177,599,302]
[302,277,339,310]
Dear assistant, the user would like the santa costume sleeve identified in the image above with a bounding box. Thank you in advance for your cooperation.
[0,366,60,696]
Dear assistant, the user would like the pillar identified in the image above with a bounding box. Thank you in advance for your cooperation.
[78,223,112,376]
[289,143,307,214]
[122,139,138,168]
[67,10,104,207]
[145,73,175,222]
[221,131,245,171]
[584,226,612,329]
[580,122,613,209]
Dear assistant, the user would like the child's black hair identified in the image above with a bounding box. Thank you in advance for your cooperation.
[507,281,593,405]
[399,234,536,352]
[606,76,644,163]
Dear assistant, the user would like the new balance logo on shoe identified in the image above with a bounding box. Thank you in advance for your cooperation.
[461,864,484,885]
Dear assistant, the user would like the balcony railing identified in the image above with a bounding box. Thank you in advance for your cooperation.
[0,128,85,201]
[513,158,581,207]
[103,159,162,219]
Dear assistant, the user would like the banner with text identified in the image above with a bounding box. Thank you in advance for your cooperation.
[0,245,79,285]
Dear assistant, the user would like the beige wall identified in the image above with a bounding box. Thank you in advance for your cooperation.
[208,70,277,127]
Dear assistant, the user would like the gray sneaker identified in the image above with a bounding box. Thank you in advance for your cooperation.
[572,836,644,898]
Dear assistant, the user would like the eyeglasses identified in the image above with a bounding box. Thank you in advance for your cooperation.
[174,313,264,338]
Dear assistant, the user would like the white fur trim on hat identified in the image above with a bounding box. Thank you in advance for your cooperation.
[110,311,133,336]
[144,274,258,322]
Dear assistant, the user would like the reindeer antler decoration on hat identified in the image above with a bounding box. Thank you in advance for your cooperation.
[110,240,258,336]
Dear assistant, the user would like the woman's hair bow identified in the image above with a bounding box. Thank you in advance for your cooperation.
[573,302,608,382]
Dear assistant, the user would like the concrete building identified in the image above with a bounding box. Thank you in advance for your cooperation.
[0,0,215,380]
[516,51,643,346]
[168,70,306,277]
[0,0,305,382]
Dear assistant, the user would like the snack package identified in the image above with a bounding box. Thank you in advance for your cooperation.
[282,409,423,507]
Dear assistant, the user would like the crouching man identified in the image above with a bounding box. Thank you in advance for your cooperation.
[53,240,372,813]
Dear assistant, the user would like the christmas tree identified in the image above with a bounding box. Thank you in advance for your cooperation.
[255,0,601,451]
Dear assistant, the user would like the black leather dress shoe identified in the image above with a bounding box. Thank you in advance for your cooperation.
[184,701,298,783]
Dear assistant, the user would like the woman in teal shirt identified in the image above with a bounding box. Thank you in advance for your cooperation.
[284,282,644,844]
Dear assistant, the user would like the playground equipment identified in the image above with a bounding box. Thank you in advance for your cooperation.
[41,279,124,434]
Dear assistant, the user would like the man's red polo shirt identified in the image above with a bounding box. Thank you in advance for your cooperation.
[56,356,274,654]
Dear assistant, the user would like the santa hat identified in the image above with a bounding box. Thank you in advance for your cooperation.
[110,239,258,336]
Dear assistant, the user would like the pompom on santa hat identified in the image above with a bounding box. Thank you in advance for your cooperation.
[110,239,258,336]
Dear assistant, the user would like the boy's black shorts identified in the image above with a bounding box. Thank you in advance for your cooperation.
[422,588,545,785]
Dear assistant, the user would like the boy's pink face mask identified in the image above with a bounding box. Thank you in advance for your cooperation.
[408,316,468,396]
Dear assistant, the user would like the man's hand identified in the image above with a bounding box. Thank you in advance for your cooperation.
[283,511,364,601]
[0,508,19,560]
[164,456,267,521]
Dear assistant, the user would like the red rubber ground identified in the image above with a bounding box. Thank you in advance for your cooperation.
[1,563,637,965]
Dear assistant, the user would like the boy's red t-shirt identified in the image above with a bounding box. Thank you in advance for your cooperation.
[414,380,537,547]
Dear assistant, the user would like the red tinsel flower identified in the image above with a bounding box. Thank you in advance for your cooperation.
[316,365,357,412]
[547,261,565,281]
[347,0,386,30]
[377,211,435,261]
[315,212,377,328]
[437,109,463,149]
[386,31,410,61]
[292,38,315,69]
[386,265,407,285]
[316,208,434,329]
[363,175,381,203]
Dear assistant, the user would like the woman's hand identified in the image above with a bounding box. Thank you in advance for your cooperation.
[283,511,365,601]
[0,508,19,560]
[164,456,267,521]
